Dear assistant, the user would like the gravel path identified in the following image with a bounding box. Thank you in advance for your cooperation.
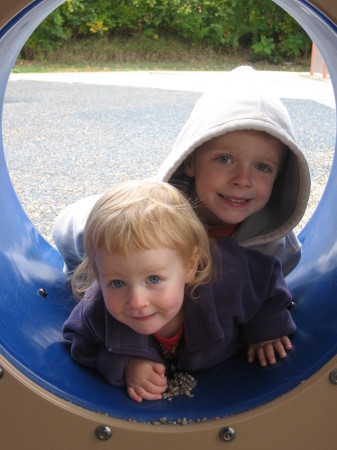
[2,79,336,245]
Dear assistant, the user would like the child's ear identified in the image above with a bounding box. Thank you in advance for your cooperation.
[183,156,195,177]
[185,246,199,283]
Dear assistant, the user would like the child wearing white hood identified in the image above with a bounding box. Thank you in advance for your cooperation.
[53,67,310,276]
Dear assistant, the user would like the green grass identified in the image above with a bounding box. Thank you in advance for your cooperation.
[13,35,310,73]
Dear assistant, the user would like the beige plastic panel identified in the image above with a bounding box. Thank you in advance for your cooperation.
[1,353,337,450]
[0,0,34,30]
[309,0,337,23]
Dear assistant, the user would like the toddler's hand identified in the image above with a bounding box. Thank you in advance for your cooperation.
[125,358,167,403]
[247,335,292,367]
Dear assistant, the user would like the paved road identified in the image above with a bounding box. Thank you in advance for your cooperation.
[3,71,336,244]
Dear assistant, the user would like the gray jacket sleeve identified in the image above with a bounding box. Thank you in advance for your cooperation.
[52,194,102,274]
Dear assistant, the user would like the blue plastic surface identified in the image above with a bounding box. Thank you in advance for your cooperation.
[1,0,337,423]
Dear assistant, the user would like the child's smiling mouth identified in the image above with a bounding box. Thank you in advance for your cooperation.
[132,313,157,321]
[218,194,250,205]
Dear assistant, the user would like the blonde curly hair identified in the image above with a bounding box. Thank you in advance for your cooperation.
[72,179,213,298]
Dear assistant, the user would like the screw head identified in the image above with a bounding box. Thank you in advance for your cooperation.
[0,366,3,379]
[219,426,236,442]
[329,369,337,385]
[38,288,48,298]
[95,425,112,441]
[287,301,296,310]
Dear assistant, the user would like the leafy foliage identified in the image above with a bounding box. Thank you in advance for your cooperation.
[22,0,311,61]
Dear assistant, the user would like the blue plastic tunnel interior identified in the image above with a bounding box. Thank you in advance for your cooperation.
[1,0,337,423]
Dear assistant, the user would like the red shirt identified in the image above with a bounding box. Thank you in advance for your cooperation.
[206,223,239,242]
[153,324,184,361]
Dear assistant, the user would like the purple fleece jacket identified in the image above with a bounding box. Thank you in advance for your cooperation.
[63,237,296,386]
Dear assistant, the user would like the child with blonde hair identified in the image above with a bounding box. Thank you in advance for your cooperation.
[63,180,296,403]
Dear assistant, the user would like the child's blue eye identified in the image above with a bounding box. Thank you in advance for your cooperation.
[256,163,271,172]
[219,155,231,164]
[147,276,161,285]
[110,279,125,288]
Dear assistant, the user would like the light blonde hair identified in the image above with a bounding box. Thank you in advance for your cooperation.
[72,179,213,298]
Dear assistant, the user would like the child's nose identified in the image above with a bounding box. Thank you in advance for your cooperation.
[127,287,148,309]
[230,166,253,187]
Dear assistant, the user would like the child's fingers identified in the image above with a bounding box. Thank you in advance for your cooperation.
[261,343,277,365]
[145,374,167,393]
[248,337,292,367]
[247,343,269,365]
[127,385,164,402]
[247,345,257,363]
[259,339,290,366]
[248,342,275,366]
[127,372,167,402]
[152,362,166,377]
[127,385,143,403]
[280,335,292,350]
[149,369,167,388]
[145,374,167,391]
[256,345,269,366]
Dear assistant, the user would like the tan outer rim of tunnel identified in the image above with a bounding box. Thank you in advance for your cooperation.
[0,0,33,30]
[1,353,337,450]
[1,1,337,449]
[309,0,337,23]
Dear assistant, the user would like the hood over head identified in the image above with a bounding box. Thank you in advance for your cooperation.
[157,66,311,246]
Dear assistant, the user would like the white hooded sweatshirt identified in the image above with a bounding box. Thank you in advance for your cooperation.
[53,67,310,276]
[156,67,311,274]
